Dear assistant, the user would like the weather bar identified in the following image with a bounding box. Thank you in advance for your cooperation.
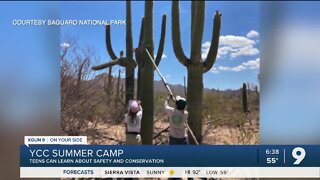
[20,145,320,178]
[20,167,319,178]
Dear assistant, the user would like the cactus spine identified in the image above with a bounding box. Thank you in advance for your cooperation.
[242,83,248,113]
[172,1,221,144]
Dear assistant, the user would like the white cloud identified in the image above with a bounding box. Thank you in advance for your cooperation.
[216,65,246,72]
[61,42,70,49]
[165,74,171,78]
[247,30,260,39]
[154,53,167,59]
[210,66,219,74]
[242,58,260,69]
[219,35,256,48]
[162,54,167,59]
[202,31,260,60]
[210,58,260,73]
[230,45,259,58]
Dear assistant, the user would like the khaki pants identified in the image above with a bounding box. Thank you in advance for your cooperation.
[126,133,141,145]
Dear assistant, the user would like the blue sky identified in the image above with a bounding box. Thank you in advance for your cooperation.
[61,1,260,90]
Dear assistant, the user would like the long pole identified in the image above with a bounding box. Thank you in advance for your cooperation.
[145,48,199,145]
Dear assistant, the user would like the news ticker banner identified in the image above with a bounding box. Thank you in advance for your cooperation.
[20,136,320,178]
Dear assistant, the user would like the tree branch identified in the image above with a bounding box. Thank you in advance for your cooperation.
[153,126,169,139]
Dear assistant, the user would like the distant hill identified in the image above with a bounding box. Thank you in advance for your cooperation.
[89,73,253,97]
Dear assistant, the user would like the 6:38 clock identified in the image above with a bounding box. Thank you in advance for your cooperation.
[265,149,280,155]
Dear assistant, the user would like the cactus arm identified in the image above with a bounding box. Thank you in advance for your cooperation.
[135,17,145,66]
[105,25,118,60]
[138,17,145,49]
[203,11,221,73]
[172,0,189,67]
[190,1,205,61]
[145,1,154,53]
[92,59,120,71]
[155,14,166,66]
[91,57,126,71]
[191,1,196,45]
[92,51,125,70]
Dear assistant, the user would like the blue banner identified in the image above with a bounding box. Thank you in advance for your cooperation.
[20,145,320,167]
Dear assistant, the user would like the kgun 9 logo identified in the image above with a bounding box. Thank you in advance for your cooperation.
[292,147,306,165]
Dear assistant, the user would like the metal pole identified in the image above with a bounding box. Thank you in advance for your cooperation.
[145,48,199,145]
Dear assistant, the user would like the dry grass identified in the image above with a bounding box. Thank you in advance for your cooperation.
[64,90,260,146]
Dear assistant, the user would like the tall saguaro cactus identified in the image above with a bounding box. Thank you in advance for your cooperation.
[92,1,136,105]
[242,83,248,113]
[125,0,135,104]
[135,14,166,100]
[137,1,166,144]
[172,1,221,144]
[92,0,166,144]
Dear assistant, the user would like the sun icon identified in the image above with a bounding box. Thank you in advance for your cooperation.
[169,169,175,175]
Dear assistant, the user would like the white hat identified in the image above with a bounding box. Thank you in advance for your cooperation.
[176,95,186,102]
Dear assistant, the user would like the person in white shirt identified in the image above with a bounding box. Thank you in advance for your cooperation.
[124,100,142,145]
[164,95,188,145]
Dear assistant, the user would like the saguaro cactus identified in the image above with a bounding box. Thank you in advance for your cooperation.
[135,14,166,100]
[103,67,113,93]
[172,1,221,144]
[137,1,166,144]
[116,69,121,108]
[242,83,248,113]
[102,66,114,105]
[92,1,136,105]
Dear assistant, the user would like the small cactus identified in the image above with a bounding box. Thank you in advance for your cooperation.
[242,83,248,113]
[116,69,121,108]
